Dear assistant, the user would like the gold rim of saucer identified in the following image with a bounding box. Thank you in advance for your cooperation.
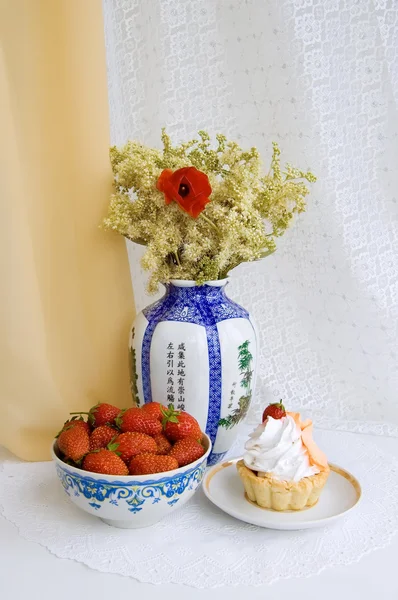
[203,458,362,529]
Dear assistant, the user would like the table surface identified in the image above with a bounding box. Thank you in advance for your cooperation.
[1,435,398,600]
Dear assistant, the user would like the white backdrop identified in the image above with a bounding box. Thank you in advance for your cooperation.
[103,0,398,434]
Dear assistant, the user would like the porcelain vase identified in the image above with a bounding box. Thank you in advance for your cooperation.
[129,279,258,465]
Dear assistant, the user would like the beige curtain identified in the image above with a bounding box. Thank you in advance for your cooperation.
[0,0,134,461]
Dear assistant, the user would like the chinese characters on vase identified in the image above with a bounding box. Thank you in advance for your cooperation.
[166,342,187,412]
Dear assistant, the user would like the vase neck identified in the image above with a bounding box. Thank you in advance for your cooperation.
[169,279,229,288]
[165,281,228,301]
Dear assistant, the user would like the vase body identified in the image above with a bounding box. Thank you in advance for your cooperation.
[129,280,258,465]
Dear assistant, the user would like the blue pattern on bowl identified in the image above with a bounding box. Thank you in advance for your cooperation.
[55,460,207,514]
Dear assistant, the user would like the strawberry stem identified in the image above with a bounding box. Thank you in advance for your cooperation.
[107,441,120,453]
[115,408,127,430]
[161,404,180,428]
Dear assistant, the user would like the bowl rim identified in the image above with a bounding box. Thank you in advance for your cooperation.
[51,432,212,482]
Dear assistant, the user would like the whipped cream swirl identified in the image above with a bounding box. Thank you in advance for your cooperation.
[243,415,320,482]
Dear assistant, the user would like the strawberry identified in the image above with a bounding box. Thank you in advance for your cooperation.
[58,426,90,462]
[129,453,178,475]
[83,449,128,475]
[168,437,205,467]
[116,407,162,436]
[70,402,121,428]
[89,425,118,451]
[162,406,202,442]
[262,401,286,422]
[114,432,157,464]
[56,416,91,437]
[153,433,172,455]
[141,401,167,422]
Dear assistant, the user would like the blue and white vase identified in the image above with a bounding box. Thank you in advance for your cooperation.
[129,279,258,465]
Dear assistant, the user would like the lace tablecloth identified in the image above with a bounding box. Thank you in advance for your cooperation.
[0,428,397,588]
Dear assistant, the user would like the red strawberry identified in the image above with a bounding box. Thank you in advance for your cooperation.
[89,425,118,451]
[58,426,90,462]
[168,438,205,467]
[116,407,162,436]
[141,402,167,422]
[70,402,121,428]
[153,433,172,455]
[162,406,202,442]
[57,416,91,437]
[114,432,157,464]
[83,449,128,475]
[129,453,178,475]
[262,401,286,422]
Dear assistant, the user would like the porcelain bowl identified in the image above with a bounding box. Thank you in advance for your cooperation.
[52,434,211,528]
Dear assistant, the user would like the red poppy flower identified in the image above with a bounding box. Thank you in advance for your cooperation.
[156,166,212,218]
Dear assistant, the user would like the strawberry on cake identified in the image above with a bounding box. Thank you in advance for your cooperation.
[237,402,329,511]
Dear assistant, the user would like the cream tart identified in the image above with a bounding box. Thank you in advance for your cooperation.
[237,403,330,511]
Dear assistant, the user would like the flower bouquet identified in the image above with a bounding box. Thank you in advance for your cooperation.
[104,130,316,292]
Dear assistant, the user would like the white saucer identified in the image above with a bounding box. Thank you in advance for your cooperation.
[203,458,361,530]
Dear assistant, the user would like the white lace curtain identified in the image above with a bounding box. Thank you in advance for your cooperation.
[103,0,398,433]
